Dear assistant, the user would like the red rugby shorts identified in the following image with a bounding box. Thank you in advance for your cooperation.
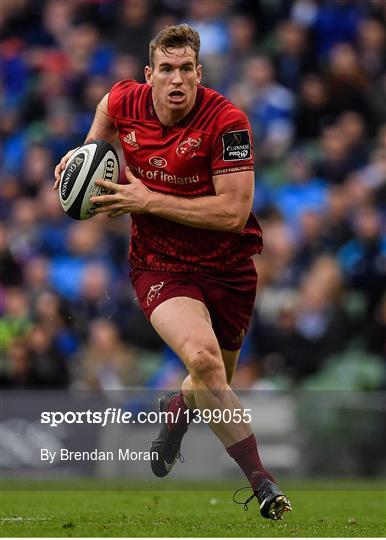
[131,259,257,351]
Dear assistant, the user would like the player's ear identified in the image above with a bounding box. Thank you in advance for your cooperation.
[145,66,153,86]
[196,64,202,85]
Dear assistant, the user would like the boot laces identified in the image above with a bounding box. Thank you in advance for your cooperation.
[232,487,257,512]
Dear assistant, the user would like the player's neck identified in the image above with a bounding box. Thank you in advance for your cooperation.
[152,88,198,127]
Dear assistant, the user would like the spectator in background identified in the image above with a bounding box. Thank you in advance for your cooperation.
[272,150,328,234]
[219,14,257,94]
[313,123,356,185]
[292,210,327,271]
[291,256,351,377]
[44,104,81,166]
[187,0,231,87]
[350,145,386,210]
[295,73,334,141]
[114,0,152,67]
[20,144,54,198]
[23,255,51,302]
[3,323,69,388]
[357,18,386,82]
[26,323,70,387]
[18,52,69,130]
[235,0,288,37]
[325,43,370,121]
[74,75,111,136]
[0,222,23,287]
[311,0,367,59]
[290,0,318,28]
[32,290,78,361]
[109,52,141,84]
[37,184,70,257]
[30,0,75,48]
[322,186,353,253]
[256,218,298,290]
[7,198,41,263]
[273,20,315,92]
[0,287,32,380]
[72,261,116,339]
[252,255,351,384]
[63,23,106,78]
[366,293,386,362]
[369,74,386,130]
[78,319,138,391]
[4,338,34,387]
[0,175,23,221]
[48,220,112,301]
[338,110,369,169]
[230,55,295,162]
[253,290,306,385]
[339,205,386,317]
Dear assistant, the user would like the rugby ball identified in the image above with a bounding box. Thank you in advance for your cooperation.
[59,140,119,220]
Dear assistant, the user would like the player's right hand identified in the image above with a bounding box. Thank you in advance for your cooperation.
[53,149,77,189]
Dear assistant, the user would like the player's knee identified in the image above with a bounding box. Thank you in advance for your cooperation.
[188,348,225,384]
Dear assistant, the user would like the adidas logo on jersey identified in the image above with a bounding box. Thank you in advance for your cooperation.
[123,131,138,147]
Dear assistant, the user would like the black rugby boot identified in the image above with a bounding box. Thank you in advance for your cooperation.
[150,393,188,478]
[256,478,292,520]
[234,478,292,520]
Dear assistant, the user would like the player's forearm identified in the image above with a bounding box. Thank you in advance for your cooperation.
[146,191,248,232]
[85,94,117,144]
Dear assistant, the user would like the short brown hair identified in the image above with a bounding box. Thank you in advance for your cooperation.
[149,24,200,67]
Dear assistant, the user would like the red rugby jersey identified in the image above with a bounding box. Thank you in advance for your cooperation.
[108,79,263,272]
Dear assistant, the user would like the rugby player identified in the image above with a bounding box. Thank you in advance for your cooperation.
[54,24,292,520]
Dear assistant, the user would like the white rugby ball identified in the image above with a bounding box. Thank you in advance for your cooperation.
[59,140,119,220]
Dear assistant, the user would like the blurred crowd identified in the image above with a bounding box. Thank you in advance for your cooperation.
[1,0,385,391]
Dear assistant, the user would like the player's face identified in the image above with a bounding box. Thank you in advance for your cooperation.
[145,47,202,118]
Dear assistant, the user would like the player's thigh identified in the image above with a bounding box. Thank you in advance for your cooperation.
[221,348,241,384]
[150,296,224,374]
[200,259,257,351]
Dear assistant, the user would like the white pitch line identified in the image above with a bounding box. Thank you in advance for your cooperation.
[1,516,50,521]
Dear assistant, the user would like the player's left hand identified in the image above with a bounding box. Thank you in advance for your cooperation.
[91,167,151,217]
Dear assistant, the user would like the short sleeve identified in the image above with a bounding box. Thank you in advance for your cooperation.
[211,107,254,176]
[107,79,138,124]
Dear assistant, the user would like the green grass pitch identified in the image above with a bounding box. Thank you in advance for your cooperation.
[1,480,385,537]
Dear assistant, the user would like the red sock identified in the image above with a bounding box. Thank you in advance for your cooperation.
[166,392,195,433]
[226,434,275,491]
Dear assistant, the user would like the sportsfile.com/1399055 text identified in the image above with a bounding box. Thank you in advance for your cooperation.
[40,408,252,428]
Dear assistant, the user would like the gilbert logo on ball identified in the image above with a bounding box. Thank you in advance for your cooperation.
[59,140,119,220]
